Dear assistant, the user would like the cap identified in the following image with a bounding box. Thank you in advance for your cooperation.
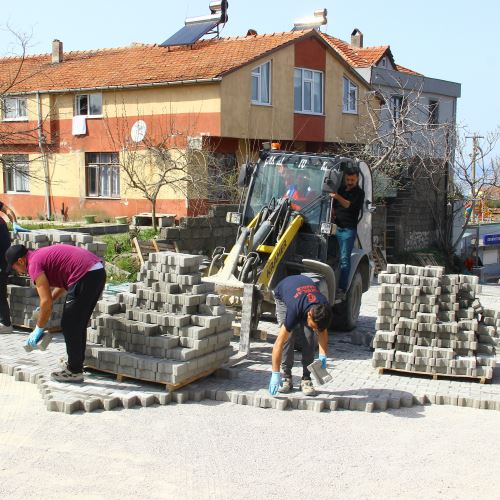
[5,244,28,273]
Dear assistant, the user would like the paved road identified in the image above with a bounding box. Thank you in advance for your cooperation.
[1,373,500,500]
[1,284,499,499]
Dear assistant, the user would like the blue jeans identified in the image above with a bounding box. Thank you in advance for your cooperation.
[336,227,357,291]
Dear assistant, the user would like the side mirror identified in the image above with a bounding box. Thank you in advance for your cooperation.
[321,167,343,194]
[237,163,254,187]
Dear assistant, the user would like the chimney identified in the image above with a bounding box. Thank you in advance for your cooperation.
[52,39,63,64]
[351,29,363,48]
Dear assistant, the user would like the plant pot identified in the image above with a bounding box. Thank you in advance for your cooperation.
[84,215,96,224]
[115,216,128,225]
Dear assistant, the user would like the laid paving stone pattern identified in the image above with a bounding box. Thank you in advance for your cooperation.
[374,265,499,379]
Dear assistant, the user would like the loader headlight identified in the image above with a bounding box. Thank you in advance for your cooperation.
[226,212,241,225]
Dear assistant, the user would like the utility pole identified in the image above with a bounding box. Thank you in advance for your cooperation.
[466,134,484,268]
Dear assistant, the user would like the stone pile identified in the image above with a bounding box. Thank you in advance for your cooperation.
[372,264,499,380]
[85,251,234,387]
[160,204,238,255]
[11,229,107,257]
[7,230,107,328]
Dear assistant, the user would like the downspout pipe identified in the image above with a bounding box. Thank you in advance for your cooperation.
[36,92,52,219]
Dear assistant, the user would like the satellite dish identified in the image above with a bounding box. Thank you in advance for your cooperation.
[131,120,147,142]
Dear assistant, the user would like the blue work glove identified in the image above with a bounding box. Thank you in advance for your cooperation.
[318,354,327,369]
[26,326,45,348]
[13,222,31,234]
[268,371,282,396]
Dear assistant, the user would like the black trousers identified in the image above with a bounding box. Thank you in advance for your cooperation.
[61,268,106,373]
[0,223,11,327]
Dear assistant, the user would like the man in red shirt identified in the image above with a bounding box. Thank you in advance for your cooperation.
[5,244,106,383]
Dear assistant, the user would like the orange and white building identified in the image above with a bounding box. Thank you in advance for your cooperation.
[0,28,379,220]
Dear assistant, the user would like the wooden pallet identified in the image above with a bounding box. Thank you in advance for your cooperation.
[132,237,178,265]
[377,367,490,384]
[370,245,387,275]
[85,365,217,392]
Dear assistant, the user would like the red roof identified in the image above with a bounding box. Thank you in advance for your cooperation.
[0,30,311,94]
[320,33,422,76]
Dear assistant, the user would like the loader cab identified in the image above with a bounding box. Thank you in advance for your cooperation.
[243,151,336,233]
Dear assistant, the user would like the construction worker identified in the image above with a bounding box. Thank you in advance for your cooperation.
[0,201,28,333]
[269,274,332,397]
[5,243,106,383]
[331,165,365,299]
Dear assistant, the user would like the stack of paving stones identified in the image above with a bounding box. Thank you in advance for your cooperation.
[7,229,107,329]
[373,264,499,380]
[84,251,235,387]
[160,204,238,255]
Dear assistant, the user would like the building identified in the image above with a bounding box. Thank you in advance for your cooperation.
[0,29,375,221]
[321,29,461,258]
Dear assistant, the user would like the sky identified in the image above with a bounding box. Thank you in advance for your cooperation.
[1,0,499,158]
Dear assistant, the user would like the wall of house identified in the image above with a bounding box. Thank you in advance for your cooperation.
[324,56,375,144]
[220,46,295,141]
[1,84,223,219]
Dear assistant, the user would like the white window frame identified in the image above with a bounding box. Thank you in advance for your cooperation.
[85,153,120,198]
[2,97,28,121]
[251,61,272,106]
[342,77,358,114]
[75,93,103,117]
[294,68,324,115]
[3,155,30,193]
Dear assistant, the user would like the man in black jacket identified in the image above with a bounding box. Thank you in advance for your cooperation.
[331,166,365,298]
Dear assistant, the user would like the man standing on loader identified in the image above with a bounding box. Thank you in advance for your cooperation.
[268,275,332,396]
[331,165,365,299]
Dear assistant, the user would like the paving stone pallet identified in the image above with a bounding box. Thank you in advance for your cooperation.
[6,229,107,329]
[85,251,234,389]
[374,265,499,382]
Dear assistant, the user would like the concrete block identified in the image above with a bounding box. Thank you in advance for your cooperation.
[307,360,333,385]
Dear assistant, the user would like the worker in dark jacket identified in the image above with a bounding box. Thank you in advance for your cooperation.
[6,244,106,383]
[0,201,28,333]
[331,166,365,299]
[269,274,332,397]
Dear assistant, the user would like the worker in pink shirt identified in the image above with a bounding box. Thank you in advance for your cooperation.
[5,244,106,383]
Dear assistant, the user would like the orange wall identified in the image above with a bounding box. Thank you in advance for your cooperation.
[293,38,326,143]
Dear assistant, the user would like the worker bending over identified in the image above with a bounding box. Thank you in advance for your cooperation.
[269,275,332,396]
[6,244,106,383]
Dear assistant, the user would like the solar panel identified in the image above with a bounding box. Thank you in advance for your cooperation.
[161,20,219,47]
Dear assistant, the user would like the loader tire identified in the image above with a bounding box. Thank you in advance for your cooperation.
[331,270,362,331]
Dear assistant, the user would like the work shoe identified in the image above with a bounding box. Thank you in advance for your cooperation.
[51,369,84,383]
[300,379,316,396]
[0,323,13,334]
[278,377,293,393]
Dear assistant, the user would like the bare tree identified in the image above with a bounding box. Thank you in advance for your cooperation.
[105,102,224,231]
[334,73,499,265]
[0,25,55,218]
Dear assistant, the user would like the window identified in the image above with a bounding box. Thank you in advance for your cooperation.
[3,155,29,192]
[428,99,439,126]
[342,77,358,114]
[294,68,323,114]
[75,93,102,116]
[85,153,120,198]
[251,61,271,105]
[391,95,405,124]
[3,97,27,121]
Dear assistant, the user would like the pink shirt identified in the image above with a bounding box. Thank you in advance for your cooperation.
[27,245,101,289]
